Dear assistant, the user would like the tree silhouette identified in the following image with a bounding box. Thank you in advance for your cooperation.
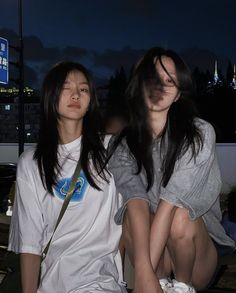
[106,66,128,114]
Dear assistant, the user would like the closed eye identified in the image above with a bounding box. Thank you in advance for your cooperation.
[80,88,89,93]
[166,78,174,84]
[164,78,177,87]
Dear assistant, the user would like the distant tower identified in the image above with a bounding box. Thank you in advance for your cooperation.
[230,64,236,90]
[213,60,219,84]
[207,59,222,90]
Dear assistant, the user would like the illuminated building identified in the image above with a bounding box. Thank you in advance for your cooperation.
[0,86,34,97]
[207,60,223,90]
[230,64,236,90]
[0,95,39,143]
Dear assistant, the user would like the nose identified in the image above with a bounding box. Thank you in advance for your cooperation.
[71,91,80,101]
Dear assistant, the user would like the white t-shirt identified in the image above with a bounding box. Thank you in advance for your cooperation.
[8,137,126,293]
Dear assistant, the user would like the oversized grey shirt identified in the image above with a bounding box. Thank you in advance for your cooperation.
[109,118,235,248]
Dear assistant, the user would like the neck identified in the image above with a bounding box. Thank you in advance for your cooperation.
[58,120,83,144]
[149,110,167,137]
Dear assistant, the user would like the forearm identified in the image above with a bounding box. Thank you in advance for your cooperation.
[150,199,177,271]
[126,199,152,271]
[20,253,41,293]
[126,199,162,293]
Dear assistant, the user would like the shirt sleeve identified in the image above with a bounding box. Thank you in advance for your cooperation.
[108,140,149,224]
[8,153,44,255]
[160,121,222,220]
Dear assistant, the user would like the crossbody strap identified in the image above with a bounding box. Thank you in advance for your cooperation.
[41,159,82,260]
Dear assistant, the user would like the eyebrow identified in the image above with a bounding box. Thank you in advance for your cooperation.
[159,72,177,79]
[79,81,89,85]
[168,72,177,76]
[63,80,89,85]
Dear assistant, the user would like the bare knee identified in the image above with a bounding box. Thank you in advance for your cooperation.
[169,207,196,242]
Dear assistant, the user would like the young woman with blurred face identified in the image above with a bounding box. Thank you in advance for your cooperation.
[109,47,235,293]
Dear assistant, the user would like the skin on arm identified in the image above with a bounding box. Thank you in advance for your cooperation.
[124,199,163,293]
[150,199,177,271]
[20,253,41,293]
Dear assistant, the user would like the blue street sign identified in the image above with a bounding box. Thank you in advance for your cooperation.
[0,37,9,84]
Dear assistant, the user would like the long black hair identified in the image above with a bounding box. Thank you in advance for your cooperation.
[113,47,203,190]
[34,61,108,193]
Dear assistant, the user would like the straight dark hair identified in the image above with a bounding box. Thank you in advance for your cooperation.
[112,47,203,190]
[34,61,108,193]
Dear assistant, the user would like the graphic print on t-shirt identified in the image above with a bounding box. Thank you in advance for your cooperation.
[54,171,88,202]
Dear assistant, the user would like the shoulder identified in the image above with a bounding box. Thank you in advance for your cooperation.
[105,132,130,155]
[194,118,216,143]
[177,119,217,167]
[108,136,136,168]
[113,137,131,157]
[17,145,37,176]
[18,145,36,163]
[194,118,217,156]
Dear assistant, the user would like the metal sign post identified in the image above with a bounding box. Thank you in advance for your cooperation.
[18,0,24,156]
[0,37,9,85]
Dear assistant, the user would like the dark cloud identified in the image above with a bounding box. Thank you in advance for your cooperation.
[62,47,90,59]
[180,48,218,72]
[93,47,146,71]
[117,0,158,17]
[2,0,236,63]
[1,0,235,90]
[0,28,19,47]
[180,48,229,75]
[24,65,38,87]
[24,36,60,61]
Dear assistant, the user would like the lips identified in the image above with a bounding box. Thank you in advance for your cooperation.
[67,104,81,109]
[149,95,162,103]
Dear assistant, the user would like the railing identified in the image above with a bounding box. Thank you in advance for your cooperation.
[215,143,236,193]
[0,143,236,194]
[0,143,35,163]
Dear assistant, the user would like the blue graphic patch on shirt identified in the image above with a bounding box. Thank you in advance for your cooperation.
[54,171,88,202]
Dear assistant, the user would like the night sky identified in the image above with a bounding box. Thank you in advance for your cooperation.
[1,0,236,89]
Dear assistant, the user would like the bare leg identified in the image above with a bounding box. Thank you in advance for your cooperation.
[166,207,217,290]
[150,211,172,279]
[122,207,162,293]
[155,247,172,279]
